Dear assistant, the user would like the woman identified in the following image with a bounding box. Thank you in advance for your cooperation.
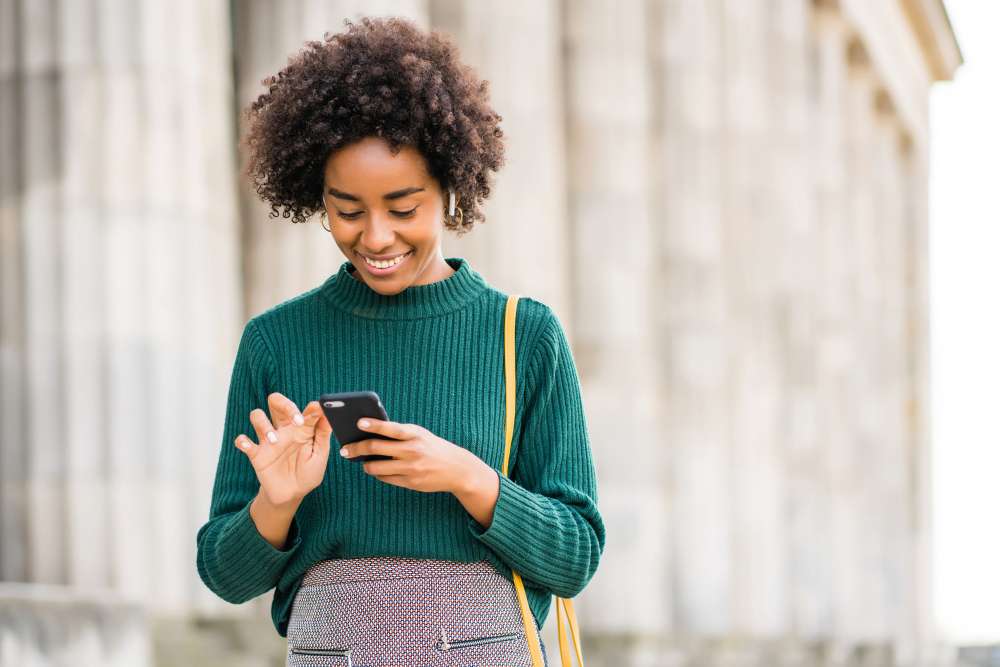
[195,16,604,667]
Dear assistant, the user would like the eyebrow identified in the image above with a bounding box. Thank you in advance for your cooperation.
[326,186,425,202]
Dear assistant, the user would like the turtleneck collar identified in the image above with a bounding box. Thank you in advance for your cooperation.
[319,256,490,320]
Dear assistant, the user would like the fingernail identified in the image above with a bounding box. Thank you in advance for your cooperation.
[340,447,348,457]
[266,431,278,443]
[294,413,305,426]
[358,419,369,429]
[237,439,247,449]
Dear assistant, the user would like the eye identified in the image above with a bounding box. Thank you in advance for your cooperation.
[336,210,364,220]
[391,207,418,219]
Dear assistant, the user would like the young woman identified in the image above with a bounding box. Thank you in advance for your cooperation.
[195,16,604,666]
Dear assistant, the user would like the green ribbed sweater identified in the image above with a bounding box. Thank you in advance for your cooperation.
[195,256,605,637]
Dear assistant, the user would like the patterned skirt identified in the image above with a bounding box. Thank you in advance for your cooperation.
[285,556,549,667]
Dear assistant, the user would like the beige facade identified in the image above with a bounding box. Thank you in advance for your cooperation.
[0,1,960,665]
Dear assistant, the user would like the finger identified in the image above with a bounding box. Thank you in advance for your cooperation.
[361,459,409,476]
[370,474,410,489]
[309,403,333,454]
[313,404,332,442]
[234,434,260,461]
[340,438,405,460]
[268,392,305,427]
[356,418,417,441]
[248,408,280,446]
[301,401,323,429]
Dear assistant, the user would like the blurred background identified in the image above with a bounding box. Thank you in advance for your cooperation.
[0,0,995,665]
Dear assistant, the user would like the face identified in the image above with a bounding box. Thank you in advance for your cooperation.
[321,137,455,295]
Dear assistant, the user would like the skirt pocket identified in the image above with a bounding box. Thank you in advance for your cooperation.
[287,645,353,667]
[433,626,534,666]
[435,629,521,651]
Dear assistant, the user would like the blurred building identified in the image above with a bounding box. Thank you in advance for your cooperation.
[0,0,961,665]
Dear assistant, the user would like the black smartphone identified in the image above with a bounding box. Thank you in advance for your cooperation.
[319,391,396,462]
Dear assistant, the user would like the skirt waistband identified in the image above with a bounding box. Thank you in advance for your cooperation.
[300,556,498,587]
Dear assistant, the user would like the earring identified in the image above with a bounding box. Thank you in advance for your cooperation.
[447,189,463,226]
[321,215,331,232]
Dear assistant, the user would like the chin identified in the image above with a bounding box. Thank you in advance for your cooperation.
[369,281,408,296]
[357,270,411,295]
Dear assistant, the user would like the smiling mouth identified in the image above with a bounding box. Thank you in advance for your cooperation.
[356,250,414,273]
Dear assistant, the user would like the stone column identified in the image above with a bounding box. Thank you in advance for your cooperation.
[15,0,68,588]
[560,0,669,653]
[813,4,856,655]
[772,0,829,642]
[154,0,246,616]
[1,0,34,585]
[653,0,733,637]
[0,0,241,618]
[903,138,936,667]
[874,90,916,662]
[103,0,158,605]
[844,35,889,642]
[721,0,789,638]
[60,0,112,596]
[432,0,572,325]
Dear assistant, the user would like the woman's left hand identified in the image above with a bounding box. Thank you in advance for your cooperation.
[339,418,484,494]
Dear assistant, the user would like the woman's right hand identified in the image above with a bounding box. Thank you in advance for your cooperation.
[234,392,333,508]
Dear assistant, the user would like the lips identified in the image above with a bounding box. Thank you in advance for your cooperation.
[359,251,410,261]
[356,250,413,276]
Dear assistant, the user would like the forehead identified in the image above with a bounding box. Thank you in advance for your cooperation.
[324,138,431,188]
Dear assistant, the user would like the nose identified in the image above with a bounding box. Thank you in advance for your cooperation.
[361,211,396,251]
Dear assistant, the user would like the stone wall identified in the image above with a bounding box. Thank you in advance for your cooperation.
[0,583,152,666]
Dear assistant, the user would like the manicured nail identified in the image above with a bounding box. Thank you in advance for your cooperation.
[358,419,370,429]
[294,413,305,426]
[340,447,348,457]
[267,431,278,443]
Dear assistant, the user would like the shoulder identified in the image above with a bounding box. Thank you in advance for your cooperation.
[480,285,558,338]
[480,287,570,374]
[512,295,561,344]
[243,282,327,346]
[257,283,325,321]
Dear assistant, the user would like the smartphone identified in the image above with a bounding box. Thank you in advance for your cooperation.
[319,391,396,462]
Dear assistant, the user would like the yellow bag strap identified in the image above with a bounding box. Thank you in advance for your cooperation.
[556,597,585,667]
[503,295,585,667]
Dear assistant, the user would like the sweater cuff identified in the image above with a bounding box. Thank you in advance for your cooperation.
[467,473,535,554]
[219,497,303,574]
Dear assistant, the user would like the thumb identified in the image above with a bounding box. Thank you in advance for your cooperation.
[302,401,323,428]
[314,407,332,442]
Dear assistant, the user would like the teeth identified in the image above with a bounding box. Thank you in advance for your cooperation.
[363,252,408,269]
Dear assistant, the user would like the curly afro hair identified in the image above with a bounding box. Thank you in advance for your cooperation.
[242,15,506,233]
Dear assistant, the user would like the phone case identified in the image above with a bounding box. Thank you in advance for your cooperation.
[319,391,395,462]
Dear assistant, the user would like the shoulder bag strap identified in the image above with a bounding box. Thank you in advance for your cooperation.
[502,295,585,667]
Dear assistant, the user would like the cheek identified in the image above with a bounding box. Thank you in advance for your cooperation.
[411,210,444,243]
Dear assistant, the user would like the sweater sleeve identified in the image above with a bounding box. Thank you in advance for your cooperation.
[467,308,606,598]
[195,318,303,604]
